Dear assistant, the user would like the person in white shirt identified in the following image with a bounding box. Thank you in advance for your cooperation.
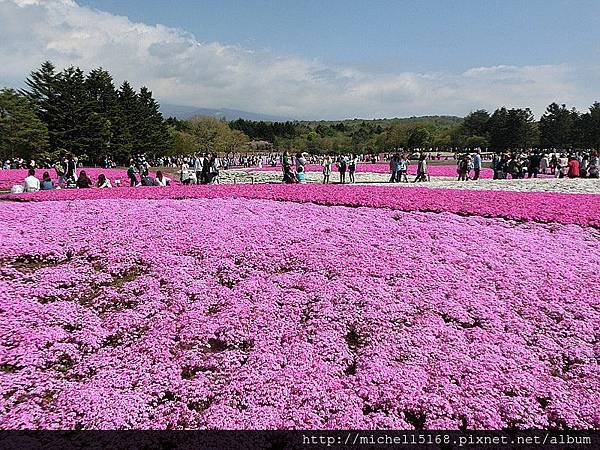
[96,173,112,188]
[209,154,220,184]
[23,169,40,192]
[154,171,171,186]
[193,155,203,185]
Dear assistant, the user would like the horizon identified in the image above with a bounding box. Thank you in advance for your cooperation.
[1,0,600,120]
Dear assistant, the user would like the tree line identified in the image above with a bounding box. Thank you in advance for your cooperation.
[1,61,172,164]
[229,104,600,154]
[2,61,600,164]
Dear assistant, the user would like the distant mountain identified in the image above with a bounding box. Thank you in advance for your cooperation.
[159,104,293,122]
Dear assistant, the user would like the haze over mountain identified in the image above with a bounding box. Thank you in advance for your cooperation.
[159,104,293,122]
[160,103,464,124]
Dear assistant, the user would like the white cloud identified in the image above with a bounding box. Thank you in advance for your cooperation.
[0,0,596,119]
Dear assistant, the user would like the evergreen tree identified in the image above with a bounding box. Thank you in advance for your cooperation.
[0,89,49,161]
[84,68,119,162]
[112,81,140,162]
[488,107,536,151]
[579,102,600,149]
[23,61,60,144]
[539,103,576,149]
[137,86,170,156]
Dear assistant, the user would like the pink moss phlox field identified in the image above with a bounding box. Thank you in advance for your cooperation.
[0,168,178,190]
[3,184,599,228]
[247,164,495,178]
[0,198,599,429]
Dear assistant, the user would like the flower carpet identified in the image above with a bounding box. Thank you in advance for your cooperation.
[0,183,598,430]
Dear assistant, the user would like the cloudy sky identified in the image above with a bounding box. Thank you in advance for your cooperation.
[1,0,599,119]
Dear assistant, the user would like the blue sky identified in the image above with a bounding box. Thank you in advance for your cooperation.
[1,0,599,119]
[79,0,600,72]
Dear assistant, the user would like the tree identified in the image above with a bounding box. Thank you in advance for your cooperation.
[462,110,490,136]
[579,102,600,150]
[0,89,49,161]
[539,103,577,149]
[169,129,198,156]
[459,110,490,148]
[136,86,171,156]
[111,81,140,162]
[407,127,431,149]
[187,116,249,155]
[488,107,537,151]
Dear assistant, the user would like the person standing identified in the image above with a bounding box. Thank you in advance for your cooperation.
[528,152,541,178]
[337,154,348,184]
[457,155,469,181]
[397,154,409,182]
[194,154,203,185]
[557,154,569,178]
[295,152,307,174]
[567,156,580,178]
[491,153,501,180]
[414,154,428,182]
[54,158,66,186]
[66,155,76,180]
[588,152,599,178]
[348,154,357,183]
[322,155,332,184]
[472,150,482,180]
[389,153,399,183]
[540,154,549,174]
[209,153,220,184]
[127,160,139,187]
[282,151,295,183]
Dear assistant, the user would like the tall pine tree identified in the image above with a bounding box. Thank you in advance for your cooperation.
[0,89,49,161]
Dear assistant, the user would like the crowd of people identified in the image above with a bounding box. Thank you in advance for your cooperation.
[4,148,599,193]
[489,151,599,179]
[10,156,172,194]
[280,151,363,184]
[177,154,222,185]
[389,153,429,183]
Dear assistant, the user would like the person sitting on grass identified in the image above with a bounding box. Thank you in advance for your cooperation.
[76,170,93,189]
[40,171,54,190]
[23,168,40,192]
[154,171,171,186]
[96,173,112,188]
[296,165,306,183]
[140,173,155,186]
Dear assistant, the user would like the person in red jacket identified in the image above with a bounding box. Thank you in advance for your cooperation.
[568,157,580,178]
